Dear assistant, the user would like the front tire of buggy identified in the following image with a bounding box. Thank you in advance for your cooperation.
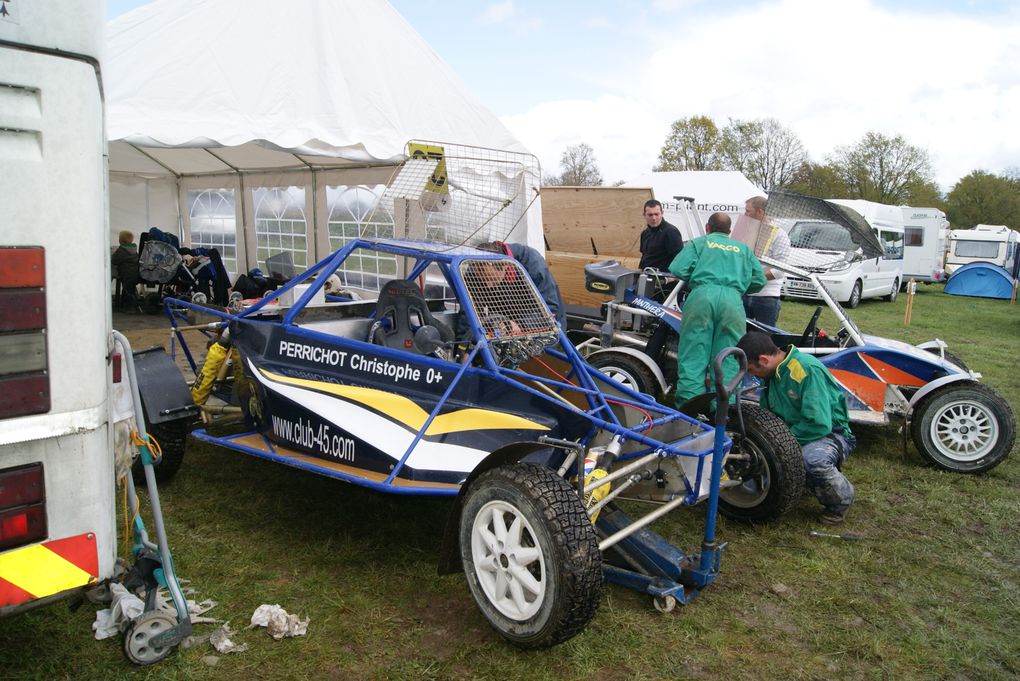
[910,382,1015,474]
[719,404,805,523]
[131,418,187,485]
[459,464,602,649]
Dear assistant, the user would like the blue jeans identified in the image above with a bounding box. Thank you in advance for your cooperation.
[802,432,856,514]
[743,295,781,328]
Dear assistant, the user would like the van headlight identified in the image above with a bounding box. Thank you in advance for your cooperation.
[827,261,852,272]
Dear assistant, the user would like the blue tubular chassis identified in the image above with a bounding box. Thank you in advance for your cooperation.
[166,238,731,614]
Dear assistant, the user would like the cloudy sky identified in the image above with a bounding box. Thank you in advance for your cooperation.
[108,0,1019,191]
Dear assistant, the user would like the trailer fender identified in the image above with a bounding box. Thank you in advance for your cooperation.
[586,347,670,396]
[132,347,200,425]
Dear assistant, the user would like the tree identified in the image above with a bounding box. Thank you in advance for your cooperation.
[655,116,724,171]
[552,143,603,186]
[945,170,1020,228]
[719,117,808,190]
[785,161,850,199]
[826,132,935,204]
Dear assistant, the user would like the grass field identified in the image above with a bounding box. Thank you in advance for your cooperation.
[2,286,1018,680]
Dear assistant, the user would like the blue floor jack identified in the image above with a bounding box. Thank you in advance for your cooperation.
[597,348,746,612]
[112,331,193,665]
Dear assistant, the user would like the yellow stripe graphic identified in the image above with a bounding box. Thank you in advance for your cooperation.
[259,367,548,434]
[0,545,92,598]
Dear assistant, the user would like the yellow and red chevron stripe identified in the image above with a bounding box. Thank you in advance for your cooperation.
[0,533,98,607]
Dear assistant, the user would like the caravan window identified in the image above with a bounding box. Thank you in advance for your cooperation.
[954,240,1000,258]
[904,227,923,246]
[880,230,903,259]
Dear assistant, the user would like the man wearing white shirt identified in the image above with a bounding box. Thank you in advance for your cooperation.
[742,196,791,328]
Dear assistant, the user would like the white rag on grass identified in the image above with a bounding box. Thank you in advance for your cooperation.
[92,583,145,640]
[250,604,310,640]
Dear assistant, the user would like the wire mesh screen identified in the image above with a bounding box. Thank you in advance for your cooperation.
[461,258,558,366]
[365,141,541,250]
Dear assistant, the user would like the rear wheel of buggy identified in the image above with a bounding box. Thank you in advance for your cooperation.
[910,383,1015,473]
[459,464,602,649]
[719,404,804,523]
[131,417,187,485]
[589,353,660,400]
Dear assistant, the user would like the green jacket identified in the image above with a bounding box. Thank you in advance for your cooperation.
[764,346,852,445]
[668,231,766,294]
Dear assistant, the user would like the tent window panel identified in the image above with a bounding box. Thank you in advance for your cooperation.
[254,186,308,276]
[326,184,396,289]
[187,188,238,277]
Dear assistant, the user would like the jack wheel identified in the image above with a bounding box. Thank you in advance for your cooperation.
[122,611,177,665]
[653,594,677,613]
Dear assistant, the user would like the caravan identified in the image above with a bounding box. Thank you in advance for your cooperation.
[945,225,1019,277]
[901,207,949,284]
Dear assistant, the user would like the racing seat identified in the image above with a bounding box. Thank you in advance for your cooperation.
[368,279,454,353]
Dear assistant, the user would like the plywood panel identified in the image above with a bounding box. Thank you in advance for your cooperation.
[541,186,652,257]
[547,251,639,307]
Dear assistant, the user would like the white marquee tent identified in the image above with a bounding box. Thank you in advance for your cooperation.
[107,0,543,278]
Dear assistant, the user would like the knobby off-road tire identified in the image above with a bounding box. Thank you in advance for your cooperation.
[719,404,805,523]
[588,353,660,401]
[910,382,1015,474]
[459,464,602,649]
[131,417,187,485]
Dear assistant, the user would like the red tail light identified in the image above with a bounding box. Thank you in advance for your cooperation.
[0,247,49,419]
[0,463,47,551]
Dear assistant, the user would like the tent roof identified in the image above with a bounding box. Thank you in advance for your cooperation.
[106,0,528,177]
[945,262,1015,300]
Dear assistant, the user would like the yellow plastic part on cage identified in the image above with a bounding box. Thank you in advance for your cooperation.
[583,468,611,523]
[191,341,229,405]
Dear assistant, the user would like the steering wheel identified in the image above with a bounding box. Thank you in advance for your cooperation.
[800,306,823,345]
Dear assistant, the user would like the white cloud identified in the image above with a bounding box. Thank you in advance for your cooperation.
[504,0,1020,190]
[478,1,515,25]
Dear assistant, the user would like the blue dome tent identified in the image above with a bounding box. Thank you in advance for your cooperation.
[944,262,1016,300]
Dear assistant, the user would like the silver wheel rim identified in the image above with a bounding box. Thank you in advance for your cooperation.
[720,438,771,508]
[929,399,999,461]
[471,499,546,621]
[599,364,639,390]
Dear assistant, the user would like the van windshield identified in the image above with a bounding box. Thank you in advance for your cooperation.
[788,221,855,251]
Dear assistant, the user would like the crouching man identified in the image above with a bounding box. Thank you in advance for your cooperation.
[736,331,857,524]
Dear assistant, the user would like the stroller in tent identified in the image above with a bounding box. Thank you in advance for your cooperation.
[137,230,231,312]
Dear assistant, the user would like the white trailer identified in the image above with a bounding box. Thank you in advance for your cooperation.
[0,2,116,615]
[901,207,949,284]
[945,224,1019,276]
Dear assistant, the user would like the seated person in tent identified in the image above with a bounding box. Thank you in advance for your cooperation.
[111,230,140,313]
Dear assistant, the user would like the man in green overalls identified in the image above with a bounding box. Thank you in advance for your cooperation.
[669,212,766,407]
[737,331,857,524]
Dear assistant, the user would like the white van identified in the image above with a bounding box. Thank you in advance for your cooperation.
[781,199,904,308]
[945,225,1019,276]
[901,207,949,284]
[0,3,116,615]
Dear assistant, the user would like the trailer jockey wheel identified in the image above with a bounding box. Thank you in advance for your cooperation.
[123,611,177,665]
[653,594,677,613]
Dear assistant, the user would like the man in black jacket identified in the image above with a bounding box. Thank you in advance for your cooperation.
[638,199,684,271]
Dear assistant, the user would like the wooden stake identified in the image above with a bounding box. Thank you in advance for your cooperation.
[904,278,916,325]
